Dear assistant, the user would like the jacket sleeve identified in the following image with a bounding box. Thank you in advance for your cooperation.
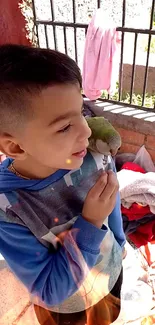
[108,193,126,247]
[0,215,107,307]
[108,158,126,248]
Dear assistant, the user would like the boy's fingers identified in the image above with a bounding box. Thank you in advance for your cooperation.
[89,172,108,199]
[109,187,118,204]
[100,170,119,200]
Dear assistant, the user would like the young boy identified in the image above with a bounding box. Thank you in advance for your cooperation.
[0,44,125,325]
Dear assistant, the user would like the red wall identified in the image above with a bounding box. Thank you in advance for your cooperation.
[0,0,31,46]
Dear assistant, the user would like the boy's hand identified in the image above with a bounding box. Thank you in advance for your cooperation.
[0,152,6,163]
[82,170,119,228]
[122,247,127,259]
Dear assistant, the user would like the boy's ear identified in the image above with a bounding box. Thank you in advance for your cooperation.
[0,133,27,160]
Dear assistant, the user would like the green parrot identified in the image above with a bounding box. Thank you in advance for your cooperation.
[86,116,121,156]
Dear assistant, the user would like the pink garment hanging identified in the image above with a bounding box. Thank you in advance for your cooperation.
[82,9,121,100]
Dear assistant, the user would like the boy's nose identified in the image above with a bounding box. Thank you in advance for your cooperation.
[87,125,92,138]
[85,122,92,139]
[78,121,92,144]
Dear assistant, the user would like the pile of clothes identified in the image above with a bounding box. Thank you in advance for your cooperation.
[117,161,155,248]
[113,242,155,325]
[115,147,155,324]
[116,147,155,322]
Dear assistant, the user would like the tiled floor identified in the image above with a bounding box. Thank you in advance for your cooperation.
[0,267,30,325]
[16,305,39,325]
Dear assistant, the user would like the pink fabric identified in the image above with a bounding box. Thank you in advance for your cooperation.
[82,9,121,100]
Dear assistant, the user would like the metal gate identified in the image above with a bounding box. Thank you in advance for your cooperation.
[31,0,155,111]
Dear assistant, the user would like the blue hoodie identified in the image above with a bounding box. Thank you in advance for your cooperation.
[0,153,125,311]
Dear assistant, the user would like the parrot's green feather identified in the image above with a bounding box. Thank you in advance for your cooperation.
[87,117,118,140]
[86,116,121,155]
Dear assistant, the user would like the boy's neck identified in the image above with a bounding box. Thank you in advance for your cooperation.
[12,158,58,180]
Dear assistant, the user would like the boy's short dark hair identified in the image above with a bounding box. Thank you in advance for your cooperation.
[0,44,82,133]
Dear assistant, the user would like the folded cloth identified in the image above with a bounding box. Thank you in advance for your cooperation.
[121,203,151,221]
[121,161,146,174]
[129,220,155,248]
[117,169,155,213]
[122,213,155,235]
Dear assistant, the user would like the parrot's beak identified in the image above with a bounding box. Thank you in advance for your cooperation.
[110,148,120,157]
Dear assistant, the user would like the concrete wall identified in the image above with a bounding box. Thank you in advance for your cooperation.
[123,63,155,95]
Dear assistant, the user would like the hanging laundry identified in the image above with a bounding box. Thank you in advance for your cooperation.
[82,9,121,100]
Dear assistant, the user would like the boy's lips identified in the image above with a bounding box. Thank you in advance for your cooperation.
[72,148,87,158]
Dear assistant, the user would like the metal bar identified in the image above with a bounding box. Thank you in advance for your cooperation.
[72,0,78,63]
[141,38,151,106]
[63,26,68,55]
[50,0,55,19]
[35,25,39,46]
[118,33,125,101]
[118,0,126,101]
[97,0,101,8]
[149,0,155,29]
[53,28,57,50]
[142,0,155,106]
[36,20,88,28]
[44,25,49,48]
[74,28,78,62]
[117,27,155,35]
[35,20,155,36]
[122,0,126,26]
[49,0,57,50]
[150,0,155,108]
[31,0,39,46]
[72,0,76,23]
[129,33,138,104]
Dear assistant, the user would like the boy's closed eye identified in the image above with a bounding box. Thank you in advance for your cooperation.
[57,107,84,133]
[58,124,72,133]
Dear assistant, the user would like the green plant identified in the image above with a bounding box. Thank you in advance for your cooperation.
[143,10,155,52]
[101,88,155,108]
[19,0,38,46]
[144,35,155,54]
[153,11,155,28]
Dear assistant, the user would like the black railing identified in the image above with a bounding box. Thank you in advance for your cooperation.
[31,0,155,111]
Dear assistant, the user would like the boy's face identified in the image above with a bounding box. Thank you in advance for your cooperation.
[16,83,91,171]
